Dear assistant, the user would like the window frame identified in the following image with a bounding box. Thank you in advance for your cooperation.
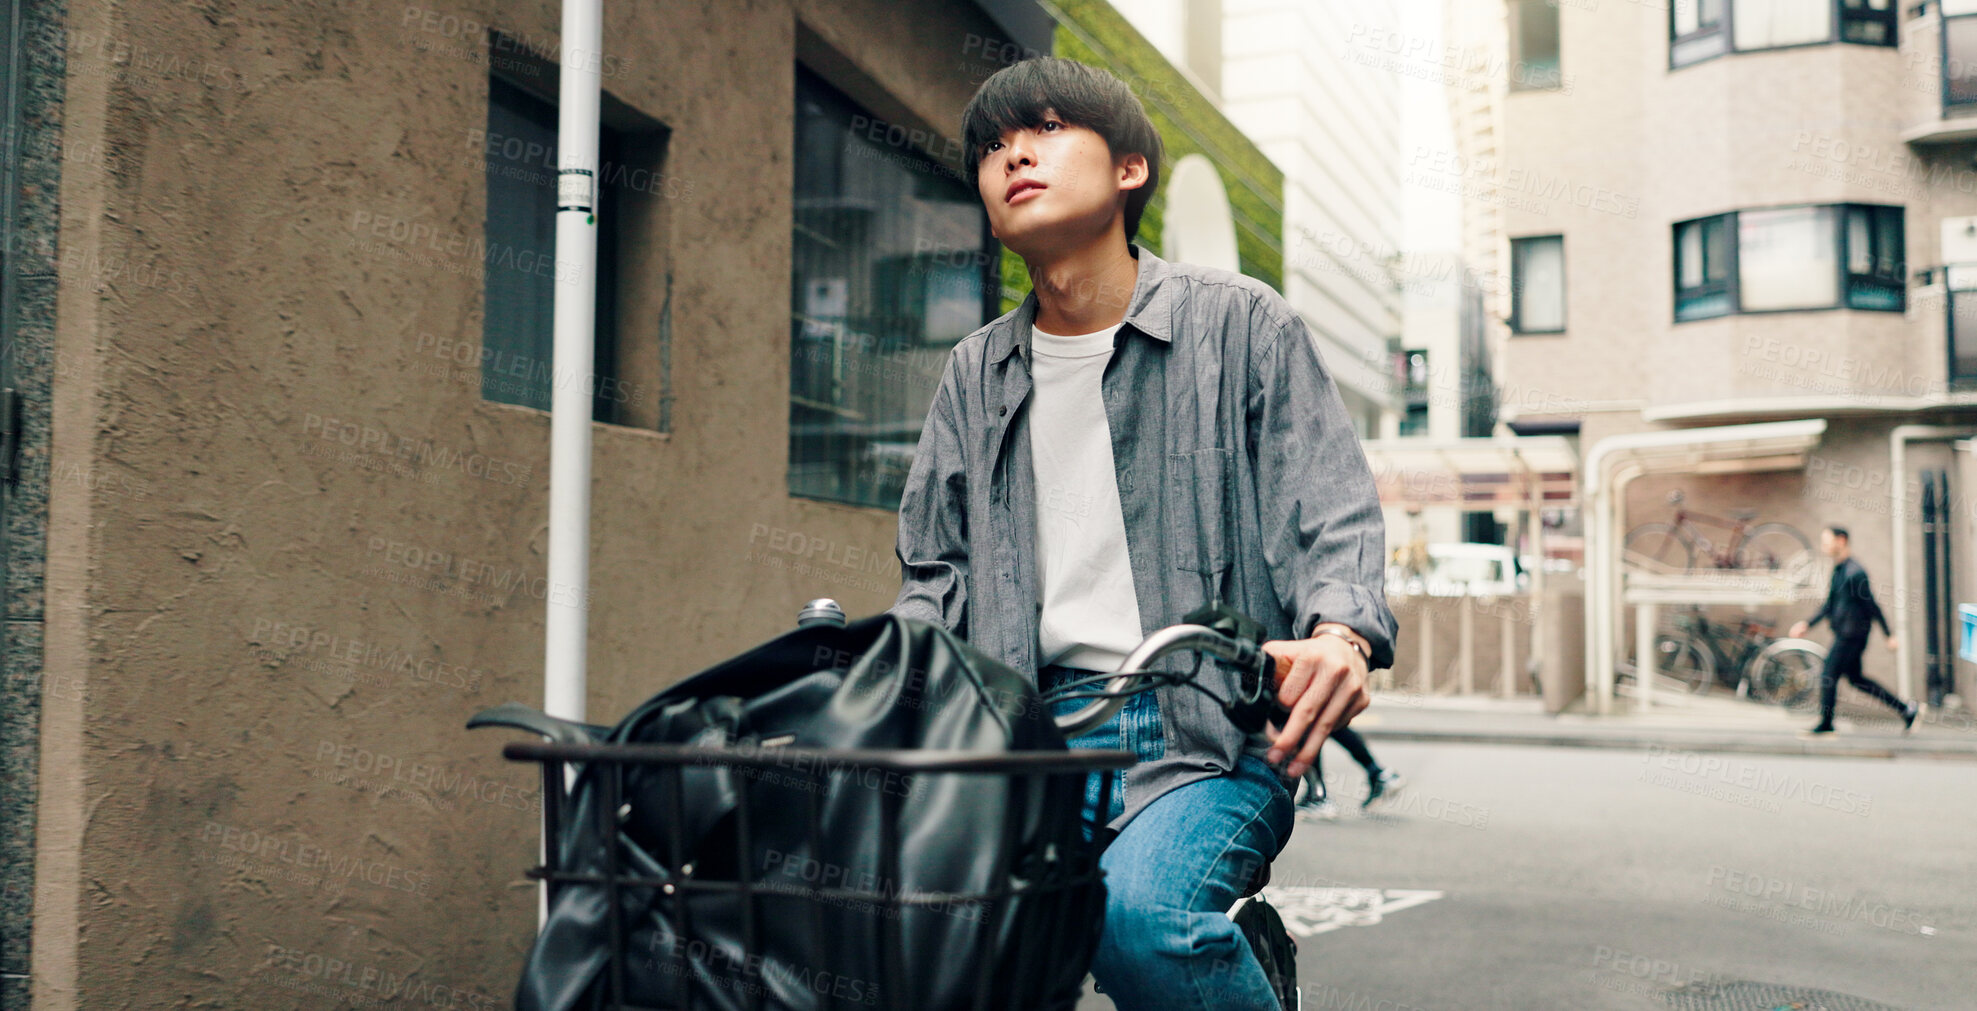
[787,62,1000,511]
[1509,234,1567,335]
[1672,212,1737,322]
[480,69,626,424]
[1669,201,1905,322]
[1507,0,1566,93]
[1941,2,1977,113]
[1669,0,1897,71]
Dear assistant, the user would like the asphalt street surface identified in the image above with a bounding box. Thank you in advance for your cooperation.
[1078,741,1974,1010]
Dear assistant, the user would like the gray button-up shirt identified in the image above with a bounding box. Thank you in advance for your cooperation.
[888,243,1398,830]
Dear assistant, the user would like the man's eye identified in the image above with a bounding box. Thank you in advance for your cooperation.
[1042,120,1061,131]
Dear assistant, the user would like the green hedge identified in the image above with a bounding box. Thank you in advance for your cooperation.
[997,0,1286,314]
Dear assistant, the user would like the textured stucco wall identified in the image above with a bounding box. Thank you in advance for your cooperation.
[31,0,1020,1006]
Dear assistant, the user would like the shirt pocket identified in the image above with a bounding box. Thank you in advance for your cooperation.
[1165,447,1231,576]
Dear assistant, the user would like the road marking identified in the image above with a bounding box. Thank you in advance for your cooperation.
[1260,886,1445,937]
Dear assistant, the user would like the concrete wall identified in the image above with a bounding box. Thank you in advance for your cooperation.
[31,1,1020,1006]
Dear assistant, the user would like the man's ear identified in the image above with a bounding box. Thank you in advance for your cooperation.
[1117,152,1150,192]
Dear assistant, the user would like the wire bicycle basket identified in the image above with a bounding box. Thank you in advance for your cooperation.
[501,738,1132,1011]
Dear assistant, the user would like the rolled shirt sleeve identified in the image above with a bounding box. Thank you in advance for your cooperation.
[1248,308,1399,670]
[887,357,971,637]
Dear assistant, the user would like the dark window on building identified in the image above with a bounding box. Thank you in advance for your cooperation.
[1673,213,1734,320]
[1671,0,1894,69]
[480,39,677,430]
[1844,204,1904,309]
[1397,348,1429,436]
[1951,288,1977,385]
[1510,235,1565,334]
[482,74,621,422]
[1839,0,1896,44]
[790,65,997,509]
[1509,1,1564,91]
[1671,203,1903,321]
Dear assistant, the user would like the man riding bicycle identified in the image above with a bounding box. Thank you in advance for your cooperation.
[887,57,1398,1011]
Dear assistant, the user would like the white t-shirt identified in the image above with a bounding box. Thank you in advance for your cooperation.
[1028,321,1144,672]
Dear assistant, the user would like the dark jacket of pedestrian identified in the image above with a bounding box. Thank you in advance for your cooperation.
[1807,556,1890,642]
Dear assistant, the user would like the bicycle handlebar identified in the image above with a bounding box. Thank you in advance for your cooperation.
[1050,623,1280,738]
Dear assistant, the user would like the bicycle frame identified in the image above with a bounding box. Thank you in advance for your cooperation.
[1667,507,1757,566]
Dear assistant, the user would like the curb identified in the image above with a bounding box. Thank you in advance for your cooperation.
[1357,727,1977,761]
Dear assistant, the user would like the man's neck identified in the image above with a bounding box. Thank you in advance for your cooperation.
[1026,236,1139,336]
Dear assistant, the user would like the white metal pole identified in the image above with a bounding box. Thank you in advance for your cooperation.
[541,0,604,929]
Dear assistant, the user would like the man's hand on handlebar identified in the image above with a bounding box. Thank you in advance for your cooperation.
[1260,624,1371,780]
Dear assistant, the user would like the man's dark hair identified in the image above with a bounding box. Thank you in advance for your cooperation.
[1827,525,1849,542]
[960,56,1164,242]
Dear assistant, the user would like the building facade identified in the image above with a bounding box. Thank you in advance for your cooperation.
[1447,0,1977,709]
[0,1,1283,1007]
[1109,0,1408,437]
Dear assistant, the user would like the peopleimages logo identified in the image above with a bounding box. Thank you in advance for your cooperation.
[201,821,439,897]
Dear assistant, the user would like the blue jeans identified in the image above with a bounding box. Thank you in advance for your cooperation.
[1041,665,1295,1011]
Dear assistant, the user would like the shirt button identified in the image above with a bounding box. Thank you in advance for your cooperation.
[999,405,1007,416]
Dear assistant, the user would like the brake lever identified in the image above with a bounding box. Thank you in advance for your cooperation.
[1180,600,1292,736]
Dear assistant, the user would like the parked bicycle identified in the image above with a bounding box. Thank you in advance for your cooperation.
[1620,604,1826,708]
[1623,490,1815,583]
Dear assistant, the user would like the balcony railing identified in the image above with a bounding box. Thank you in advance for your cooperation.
[1919,262,1977,385]
[1909,5,1977,144]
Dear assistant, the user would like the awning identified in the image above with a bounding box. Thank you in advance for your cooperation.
[1361,435,1579,509]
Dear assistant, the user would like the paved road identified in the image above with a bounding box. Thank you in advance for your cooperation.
[1080,741,1975,1010]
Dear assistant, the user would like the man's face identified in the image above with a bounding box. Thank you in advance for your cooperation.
[1819,529,1840,558]
[976,109,1147,260]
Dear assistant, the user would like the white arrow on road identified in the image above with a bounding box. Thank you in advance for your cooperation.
[1260,887,1446,937]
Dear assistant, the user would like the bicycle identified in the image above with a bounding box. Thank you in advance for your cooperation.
[482,598,1307,1011]
[1621,604,1826,708]
[1623,490,1814,583]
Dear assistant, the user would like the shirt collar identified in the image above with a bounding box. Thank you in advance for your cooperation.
[987,242,1177,365]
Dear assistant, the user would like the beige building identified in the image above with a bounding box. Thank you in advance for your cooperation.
[0,0,1169,1006]
[1442,0,1977,713]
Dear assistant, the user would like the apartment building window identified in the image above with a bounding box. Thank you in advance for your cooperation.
[1396,348,1429,436]
[483,74,614,419]
[1508,1,1564,92]
[1670,0,1895,69]
[1845,204,1904,308]
[1672,0,1729,64]
[1951,288,1977,384]
[1510,236,1565,334]
[1671,203,1904,320]
[481,54,674,428]
[1674,214,1733,320]
[1945,0,1977,108]
[790,65,997,509]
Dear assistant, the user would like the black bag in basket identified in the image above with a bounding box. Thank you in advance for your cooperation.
[469,612,1108,1011]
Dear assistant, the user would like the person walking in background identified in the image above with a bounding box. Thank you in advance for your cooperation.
[1293,724,1403,820]
[1789,526,1919,736]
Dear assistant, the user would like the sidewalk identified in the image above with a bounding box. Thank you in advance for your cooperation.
[1354,689,1977,760]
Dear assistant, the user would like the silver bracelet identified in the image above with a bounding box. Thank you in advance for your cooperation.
[1312,626,1370,663]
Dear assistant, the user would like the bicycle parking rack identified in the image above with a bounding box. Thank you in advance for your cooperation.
[1620,569,1825,713]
